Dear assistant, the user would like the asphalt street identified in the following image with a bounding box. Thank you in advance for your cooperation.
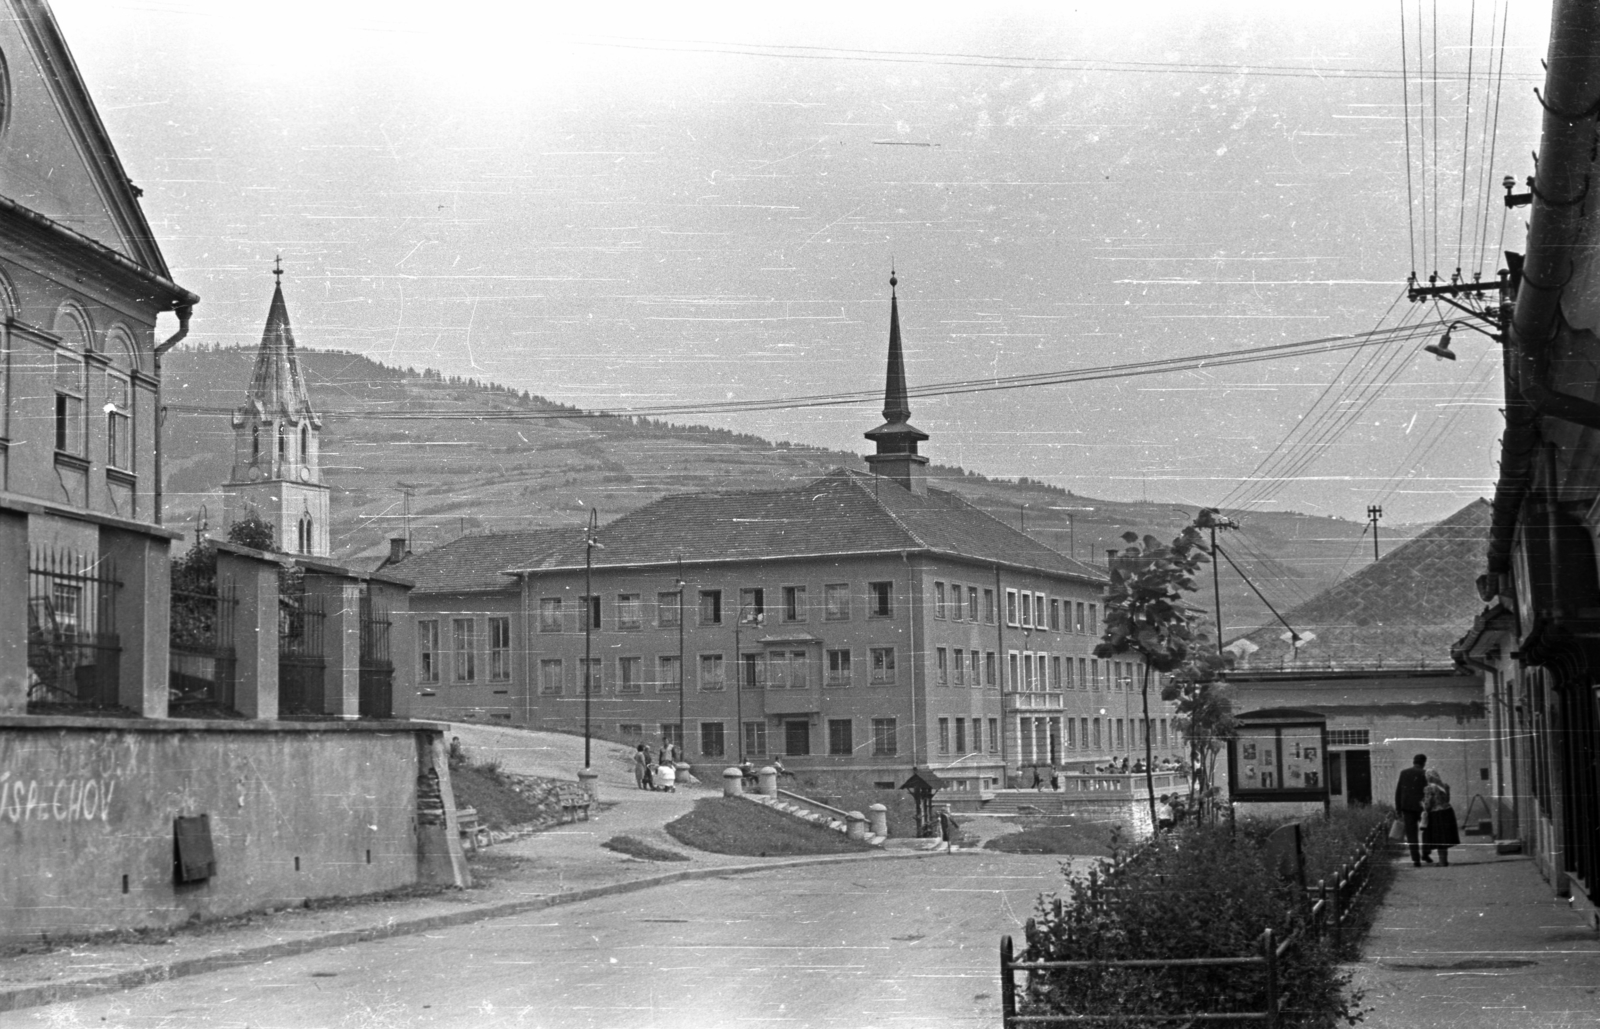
[22,853,1074,1029]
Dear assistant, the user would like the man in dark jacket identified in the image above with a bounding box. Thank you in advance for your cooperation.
[1394,754,1429,866]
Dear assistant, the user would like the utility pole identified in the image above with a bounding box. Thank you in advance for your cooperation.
[1367,505,1383,563]
[1195,508,1237,653]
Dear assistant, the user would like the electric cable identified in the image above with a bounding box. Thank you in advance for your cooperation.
[1401,0,1419,277]
[1478,4,1511,275]
[1455,0,1477,276]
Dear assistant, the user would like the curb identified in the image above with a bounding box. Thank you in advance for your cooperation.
[0,847,948,1014]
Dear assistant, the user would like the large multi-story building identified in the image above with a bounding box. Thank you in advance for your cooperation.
[396,278,1184,788]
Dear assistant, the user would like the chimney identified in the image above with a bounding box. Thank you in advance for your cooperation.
[388,537,411,564]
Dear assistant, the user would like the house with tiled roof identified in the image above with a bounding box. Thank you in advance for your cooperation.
[394,277,1185,794]
[1222,501,1491,817]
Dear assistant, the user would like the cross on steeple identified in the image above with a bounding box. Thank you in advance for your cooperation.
[273,255,283,285]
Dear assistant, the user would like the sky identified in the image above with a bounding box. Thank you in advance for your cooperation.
[51,0,1549,525]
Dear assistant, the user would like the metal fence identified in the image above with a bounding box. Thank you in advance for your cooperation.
[358,593,393,718]
[170,581,238,712]
[278,589,326,717]
[27,547,121,709]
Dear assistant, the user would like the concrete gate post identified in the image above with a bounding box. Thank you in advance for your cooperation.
[0,508,27,714]
[217,546,280,719]
[869,803,888,838]
[758,766,778,796]
[846,811,868,840]
[578,767,600,803]
[723,767,744,797]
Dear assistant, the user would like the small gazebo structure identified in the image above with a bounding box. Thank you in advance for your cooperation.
[900,767,949,837]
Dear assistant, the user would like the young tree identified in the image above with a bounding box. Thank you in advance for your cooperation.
[1094,524,1215,830]
[1163,650,1237,822]
[227,514,277,552]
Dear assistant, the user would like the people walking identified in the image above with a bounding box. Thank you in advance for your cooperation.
[633,744,647,790]
[938,805,958,854]
[1421,768,1459,866]
[1032,767,1044,791]
[1394,753,1429,866]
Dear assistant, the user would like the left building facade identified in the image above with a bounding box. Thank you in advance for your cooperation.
[0,0,197,716]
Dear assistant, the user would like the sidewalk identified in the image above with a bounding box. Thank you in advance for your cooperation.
[0,724,951,1014]
[1351,840,1600,1028]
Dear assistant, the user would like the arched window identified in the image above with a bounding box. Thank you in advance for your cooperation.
[251,425,260,461]
[301,424,310,463]
[298,512,314,554]
[278,423,288,462]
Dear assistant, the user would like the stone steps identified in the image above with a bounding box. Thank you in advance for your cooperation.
[740,793,883,847]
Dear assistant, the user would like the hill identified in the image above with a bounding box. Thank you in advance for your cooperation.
[159,345,1423,638]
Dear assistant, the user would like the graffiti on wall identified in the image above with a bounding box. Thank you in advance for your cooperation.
[0,772,117,823]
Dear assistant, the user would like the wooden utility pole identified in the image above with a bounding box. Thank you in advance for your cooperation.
[1367,505,1382,562]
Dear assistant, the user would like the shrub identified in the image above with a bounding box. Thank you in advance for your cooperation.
[1018,816,1379,1028]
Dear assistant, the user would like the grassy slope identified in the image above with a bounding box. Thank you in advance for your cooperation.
[163,346,1412,631]
[665,797,872,856]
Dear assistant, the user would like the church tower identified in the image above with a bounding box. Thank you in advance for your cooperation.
[864,273,930,494]
[223,259,330,555]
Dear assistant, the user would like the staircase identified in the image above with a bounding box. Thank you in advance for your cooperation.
[741,792,886,847]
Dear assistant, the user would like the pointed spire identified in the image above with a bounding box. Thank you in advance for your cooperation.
[234,258,321,429]
[882,271,912,424]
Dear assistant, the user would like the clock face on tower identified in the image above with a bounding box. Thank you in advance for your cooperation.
[299,467,310,482]
[248,466,261,481]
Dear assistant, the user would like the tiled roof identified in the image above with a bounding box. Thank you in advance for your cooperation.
[394,527,580,594]
[1231,499,1491,671]
[515,469,1106,582]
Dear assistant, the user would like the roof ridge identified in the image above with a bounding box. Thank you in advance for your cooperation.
[836,470,930,550]
[931,486,1107,580]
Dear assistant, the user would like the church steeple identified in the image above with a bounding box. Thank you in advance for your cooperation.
[864,272,930,494]
[224,258,331,556]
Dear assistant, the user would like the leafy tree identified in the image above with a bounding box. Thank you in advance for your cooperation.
[228,513,277,552]
[1164,650,1237,822]
[1094,523,1214,829]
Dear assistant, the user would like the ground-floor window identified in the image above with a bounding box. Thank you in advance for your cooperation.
[829,719,853,756]
[744,721,767,758]
[872,718,897,756]
[700,721,725,758]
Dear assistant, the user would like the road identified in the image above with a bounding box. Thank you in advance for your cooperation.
[24,853,1071,1029]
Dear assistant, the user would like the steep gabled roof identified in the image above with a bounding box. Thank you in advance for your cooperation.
[512,469,1106,582]
[233,278,321,427]
[1232,499,1491,670]
[396,528,581,595]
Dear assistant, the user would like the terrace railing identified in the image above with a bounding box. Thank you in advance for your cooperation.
[27,547,120,710]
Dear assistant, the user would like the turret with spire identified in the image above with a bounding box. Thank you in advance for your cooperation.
[223,258,331,555]
[864,272,930,494]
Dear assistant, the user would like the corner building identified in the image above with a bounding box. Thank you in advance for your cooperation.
[400,279,1181,789]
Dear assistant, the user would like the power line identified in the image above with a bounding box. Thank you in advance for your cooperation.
[1401,0,1419,277]
[1455,0,1477,276]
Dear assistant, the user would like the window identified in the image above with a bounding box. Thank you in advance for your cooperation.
[539,598,563,633]
[417,619,440,684]
[698,590,722,625]
[1075,602,1086,633]
[872,718,898,756]
[1006,589,1019,626]
[989,718,999,753]
[1088,604,1098,635]
[1035,594,1046,629]
[1093,718,1102,749]
[1019,591,1031,628]
[539,658,564,695]
[1008,652,1019,691]
[1080,717,1089,750]
[969,650,980,687]
[1067,718,1077,749]
[1063,657,1074,689]
[657,655,681,692]
[1079,657,1088,689]
[782,585,806,622]
[983,588,996,624]
[619,722,643,738]
[488,616,511,681]
[105,372,131,470]
[1090,658,1100,689]
[869,647,896,684]
[451,618,476,682]
[617,594,641,630]
[700,722,726,758]
[739,587,765,620]
[953,648,965,686]
[297,512,313,555]
[938,718,950,754]
[1115,719,1125,750]
[300,424,310,463]
[824,583,850,620]
[955,717,966,754]
[826,648,852,687]
[698,653,725,691]
[744,721,768,758]
[54,353,84,455]
[768,650,808,689]
[936,647,948,685]
[657,591,681,628]
[971,719,981,754]
[618,656,642,693]
[829,719,853,756]
[1049,598,1061,632]
[985,651,997,686]
[580,657,603,693]
[968,586,979,622]
[934,582,946,618]
[1327,729,1371,747]
[951,583,964,620]
[581,595,601,630]
[1160,719,1169,746]
[1051,656,1062,689]
[868,581,892,617]
[739,651,764,690]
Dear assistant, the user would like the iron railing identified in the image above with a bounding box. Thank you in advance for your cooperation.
[358,593,393,718]
[278,589,326,717]
[169,581,238,712]
[27,547,120,709]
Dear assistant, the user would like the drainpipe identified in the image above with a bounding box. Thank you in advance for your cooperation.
[151,304,192,527]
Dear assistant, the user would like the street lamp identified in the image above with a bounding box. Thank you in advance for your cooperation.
[582,508,601,771]
[734,604,765,764]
